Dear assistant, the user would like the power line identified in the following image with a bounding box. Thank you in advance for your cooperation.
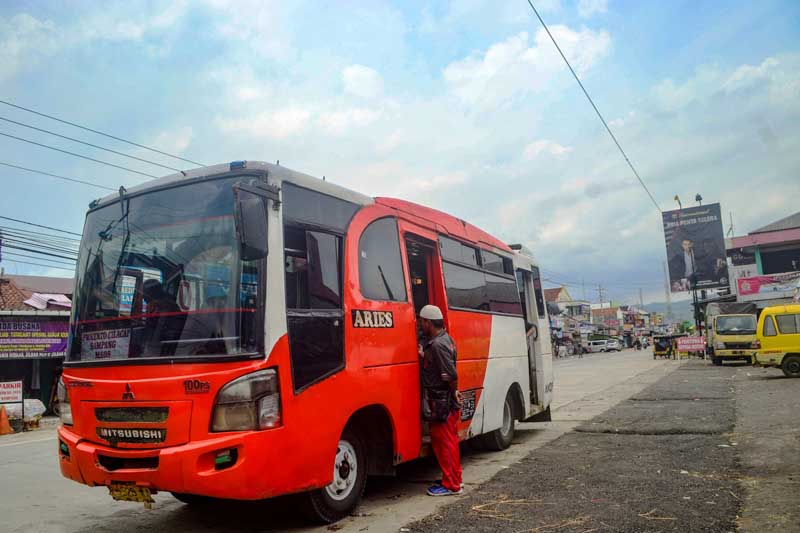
[525,0,662,214]
[0,161,115,191]
[0,258,75,272]
[0,226,81,246]
[0,131,159,179]
[0,215,81,236]
[0,237,79,258]
[0,243,78,262]
[0,99,205,167]
[1,251,76,267]
[0,116,182,172]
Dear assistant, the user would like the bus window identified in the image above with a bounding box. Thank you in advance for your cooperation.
[284,224,344,391]
[531,266,546,318]
[359,218,407,302]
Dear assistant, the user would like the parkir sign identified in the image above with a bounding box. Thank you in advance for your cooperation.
[677,336,706,352]
[0,381,23,403]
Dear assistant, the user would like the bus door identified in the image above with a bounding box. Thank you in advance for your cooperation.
[404,235,447,442]
[516,268,538,404]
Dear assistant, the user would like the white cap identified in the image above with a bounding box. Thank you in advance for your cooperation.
[419,304,443,320]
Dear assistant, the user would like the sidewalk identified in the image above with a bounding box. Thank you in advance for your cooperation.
[409,361,742,532]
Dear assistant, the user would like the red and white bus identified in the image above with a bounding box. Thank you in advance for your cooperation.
[57,161,553,522]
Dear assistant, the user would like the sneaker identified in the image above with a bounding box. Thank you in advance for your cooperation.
[427,485,463,496]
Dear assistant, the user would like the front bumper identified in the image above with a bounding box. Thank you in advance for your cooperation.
[57,425,298,500]
[716,350,754,360]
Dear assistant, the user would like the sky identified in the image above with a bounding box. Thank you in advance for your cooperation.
[1,0,798,306]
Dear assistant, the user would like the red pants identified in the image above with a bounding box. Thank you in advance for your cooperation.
[430,409,462,491]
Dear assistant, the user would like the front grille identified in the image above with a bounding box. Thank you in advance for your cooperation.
[98,454,158,471]
[724,342,753,350]
[95,407,169,423]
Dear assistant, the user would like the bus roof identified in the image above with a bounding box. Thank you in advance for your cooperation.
[91,160,513,254]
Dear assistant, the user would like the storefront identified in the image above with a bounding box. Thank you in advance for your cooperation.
[0,311,69,410]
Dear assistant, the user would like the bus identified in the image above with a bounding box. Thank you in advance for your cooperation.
[57,161,553,522]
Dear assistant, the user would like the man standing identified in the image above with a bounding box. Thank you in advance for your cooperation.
[418,304,463,496]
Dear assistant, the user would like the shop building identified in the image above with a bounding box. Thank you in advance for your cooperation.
[0,274,72,410]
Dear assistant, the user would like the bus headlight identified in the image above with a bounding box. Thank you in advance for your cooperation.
[57,377,73,426]
[212,369,281,432]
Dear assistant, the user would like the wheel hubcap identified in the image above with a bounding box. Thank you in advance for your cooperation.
[325,440,358,501]
[501,400,512,436]
[789,360,800,373]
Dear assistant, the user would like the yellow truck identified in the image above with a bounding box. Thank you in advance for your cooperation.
[709,314,759,365]
[754,304,800,378]
[705,302,758,365]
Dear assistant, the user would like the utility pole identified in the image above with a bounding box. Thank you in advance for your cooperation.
[596,285,605,307]
[639,288,644,308]
[662,261,673,323]
[581,278,586,302]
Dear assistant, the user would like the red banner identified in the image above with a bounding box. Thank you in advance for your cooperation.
[737,272,800,296]
[677,336,706,352]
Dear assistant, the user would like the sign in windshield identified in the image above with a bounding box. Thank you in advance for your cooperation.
[68,177,264,362]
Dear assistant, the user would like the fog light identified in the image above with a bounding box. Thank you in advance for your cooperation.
[59,440,70,458]
[214,448,237,470]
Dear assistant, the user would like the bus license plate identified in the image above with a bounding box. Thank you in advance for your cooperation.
[460,390,476,421]
[109,484,154,503]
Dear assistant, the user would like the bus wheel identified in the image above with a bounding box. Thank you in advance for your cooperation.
[305,429,367,524]
[781,355,800,378]
[478,393,515,451]
[711,356,722,366]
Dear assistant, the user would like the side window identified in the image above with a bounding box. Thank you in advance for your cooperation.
[531,266,546,318]
[440,236,479,266]
[284,222,345,392]
[358,218,407,301]
[482,250,513,275]
[442,262,488,311]
[485,272,523,315]
[763,316,777,336]
[775,314,798,334]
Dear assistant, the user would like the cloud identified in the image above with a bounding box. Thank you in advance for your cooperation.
[80,1,188,41]
[577,0,608,18]
[723,57,779,93]
[216,108,312,140]
[443,27,611,108]
[318,108,382,135]
[523,139,573,160]
[150,126,194,155]
[342,65,384,99]
[0,13,58,81]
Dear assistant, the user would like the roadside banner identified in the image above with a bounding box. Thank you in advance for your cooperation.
[677,336,706,352]
[662,203,728,293]
[0,318,69,359]
[737,272,800,298]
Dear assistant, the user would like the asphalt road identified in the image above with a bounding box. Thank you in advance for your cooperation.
[0,350,683,533]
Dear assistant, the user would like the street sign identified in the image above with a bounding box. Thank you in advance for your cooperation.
[677,336,705,352]
[0,380,23,403]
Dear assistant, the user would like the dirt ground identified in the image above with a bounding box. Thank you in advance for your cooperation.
[409,361,744,532]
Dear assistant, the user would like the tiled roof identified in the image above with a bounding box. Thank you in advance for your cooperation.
[750,211,800,234]
[0,278,33,310]
[543,288,563,302]
[6,275,74,296]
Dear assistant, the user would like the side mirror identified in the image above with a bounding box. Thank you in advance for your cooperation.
[234,186,269,261]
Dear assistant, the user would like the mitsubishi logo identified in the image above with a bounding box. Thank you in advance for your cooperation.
[122,383,135,401]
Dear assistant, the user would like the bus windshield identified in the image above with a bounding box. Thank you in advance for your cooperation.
[715,315,756,335]
[68,177,263,362]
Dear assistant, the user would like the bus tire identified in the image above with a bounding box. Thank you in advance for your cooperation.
[478,393,515,451]
[304,428,367,524]
[781,355,800,378]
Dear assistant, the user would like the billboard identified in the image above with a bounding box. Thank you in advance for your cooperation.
[0,318,69,359]
[663,203,728,293]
